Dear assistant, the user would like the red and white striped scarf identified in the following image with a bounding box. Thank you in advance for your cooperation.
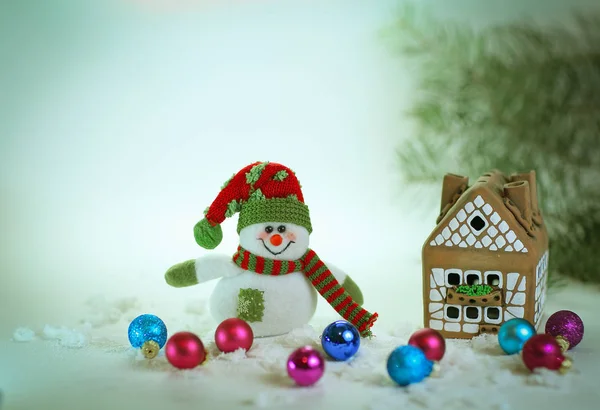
[233,246,378,337]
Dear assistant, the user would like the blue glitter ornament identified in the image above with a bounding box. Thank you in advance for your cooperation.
[128,314,167,358]
[386,345,433,386]
[321,320,360,361]
[498,318,536,355]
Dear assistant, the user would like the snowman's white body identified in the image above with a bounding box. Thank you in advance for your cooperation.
[194,222,345,337]
[209,269,318,337]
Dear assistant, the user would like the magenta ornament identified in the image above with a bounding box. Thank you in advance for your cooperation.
[545,310,584,350]
[408,328,446,361]
[165,332,207,369]
[215,318,254,353]
[522,334,569,372]
[286,346,325,386]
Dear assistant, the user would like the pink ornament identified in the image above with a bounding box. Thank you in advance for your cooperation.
[215,318,254,353]
[408,328,446,361]
[165,332,207,369]
[287,346,325,386]
[522,334,568,372]
[545,310,584,350]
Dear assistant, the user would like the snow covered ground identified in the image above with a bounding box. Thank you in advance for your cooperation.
[2,277,599,410]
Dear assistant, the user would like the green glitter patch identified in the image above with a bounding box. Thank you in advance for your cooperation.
[237,288,265,323]
[455,284,493,296]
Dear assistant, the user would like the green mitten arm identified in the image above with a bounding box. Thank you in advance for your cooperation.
[342,275,364,307]
[165,254,240,288]
[165,259,198,288]
[324,260,364,306]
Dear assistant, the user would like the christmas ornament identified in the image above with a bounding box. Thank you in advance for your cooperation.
[215,318,254,353]
[164,161,378,338]
[408,328,446,361]
[321,320,360,361]
[286,346,325,386]
[165,332,207,369]
[522,334,572,373]
[497,318,536,355]
[127,314,168,359]
[545,310,584,351]
[386,345,433,386]
[554,335,570,353]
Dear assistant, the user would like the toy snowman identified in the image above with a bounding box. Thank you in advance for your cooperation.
[164,161,378,337]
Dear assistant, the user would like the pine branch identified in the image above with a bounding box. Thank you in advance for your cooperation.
[386,7,600,285]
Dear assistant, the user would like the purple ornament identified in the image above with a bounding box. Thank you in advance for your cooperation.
[545,310,584,350]
[286,346,325,386]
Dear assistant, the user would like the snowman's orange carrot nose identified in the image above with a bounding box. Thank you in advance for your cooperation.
[270,234,283,246]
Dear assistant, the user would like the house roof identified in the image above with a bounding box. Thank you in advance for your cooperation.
[424,170,548,257]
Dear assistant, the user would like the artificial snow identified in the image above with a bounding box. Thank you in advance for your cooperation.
[12,327,35,342]
[211,346,249,362]
[184,298,207,315]
[6,294,592,410]
[250,391,297,408]
[41,324,87,348]
[82,296,139,327]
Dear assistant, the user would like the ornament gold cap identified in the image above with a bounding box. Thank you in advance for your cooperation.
[555,335,570,353]
[430,361,441,378]
[200,349,209,366]
[559,356,572,375]
[142,340,160,359]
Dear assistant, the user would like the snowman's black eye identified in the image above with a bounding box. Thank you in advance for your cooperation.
[277,225,286,233]
[265,226,274,233]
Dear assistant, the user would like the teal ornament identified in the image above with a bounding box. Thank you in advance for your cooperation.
[321,320,360,361]
[128,314,168,349]
[498,318,536,354]
[386,345,433,386]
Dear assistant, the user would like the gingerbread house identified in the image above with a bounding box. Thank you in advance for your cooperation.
[422,170,549,339]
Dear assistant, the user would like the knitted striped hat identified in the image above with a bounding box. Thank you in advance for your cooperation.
[194,161,312,249]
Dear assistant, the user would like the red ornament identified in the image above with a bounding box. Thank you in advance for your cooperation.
[165,332,207,369]
[522,334,570,372]
[408,328,446,361]
[215,318,254,353]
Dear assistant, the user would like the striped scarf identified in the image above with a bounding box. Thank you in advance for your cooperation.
[232,246,378,337]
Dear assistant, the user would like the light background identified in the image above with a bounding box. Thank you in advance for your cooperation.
[1,0,599,336]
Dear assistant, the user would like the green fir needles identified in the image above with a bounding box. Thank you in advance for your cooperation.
[387,7,600,285]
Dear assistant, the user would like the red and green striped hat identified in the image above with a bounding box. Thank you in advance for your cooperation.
[194,161,312,249]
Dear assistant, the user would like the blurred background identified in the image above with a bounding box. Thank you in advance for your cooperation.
[1,0,599,336]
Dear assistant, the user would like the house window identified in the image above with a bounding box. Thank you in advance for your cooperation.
[444,305,462,322]
[465,270,481,286]
[487,308,499,320]
[448,273,460,286]
[465,306,481,322]
[470,216,485,230]
[467,210,489,235]
[484,307,502,324]
[445,269,462,287]
[487,274,500,286]
[484,271,502,287]
[447,307,460,319]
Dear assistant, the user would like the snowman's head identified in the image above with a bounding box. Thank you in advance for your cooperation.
[239,222,310,260]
